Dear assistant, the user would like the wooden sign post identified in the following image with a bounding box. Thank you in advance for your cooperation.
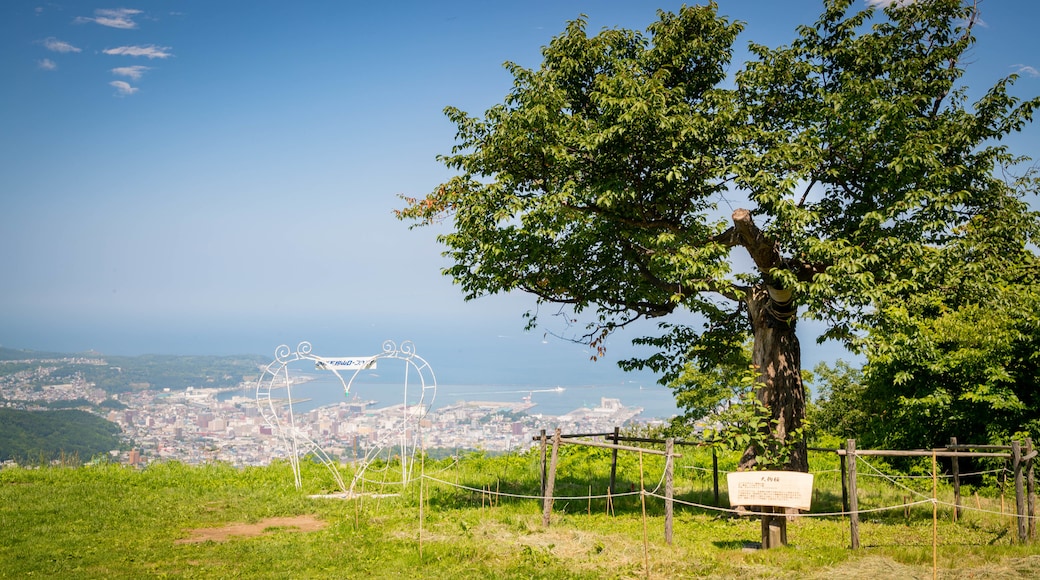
[727,471,814,548]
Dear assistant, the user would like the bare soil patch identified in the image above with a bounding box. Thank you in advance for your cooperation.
[176,515,327,544]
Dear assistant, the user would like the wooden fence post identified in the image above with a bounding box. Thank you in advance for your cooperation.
[712,446,720,507]
[932,450,938,576]
[639,451,649,577]
[665,438,674,545]
[542,428,561,527]
[1027,438,1036,541]
[950,436,961,522]
[1013,440,1027,543]
[847,439,860,549]
[609,426,620,496]
[539,429,547,497]
[1001,466,1007,516]
[840,453,849,515]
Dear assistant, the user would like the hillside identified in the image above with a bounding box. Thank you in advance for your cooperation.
[1,449,1038,578]
[0,408,122,463]
[0,347,266,394]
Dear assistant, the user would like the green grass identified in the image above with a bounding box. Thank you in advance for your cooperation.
[1,447,1038,579]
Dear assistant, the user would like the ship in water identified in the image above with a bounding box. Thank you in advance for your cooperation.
[540,397,645,431]
[521,386,565,405]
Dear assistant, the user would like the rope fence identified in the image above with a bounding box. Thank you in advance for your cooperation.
[331,427,1036,568]
[332,428,1040,580]
[408,459,1040,521]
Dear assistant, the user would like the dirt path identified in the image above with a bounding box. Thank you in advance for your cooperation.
[176,515,327,544]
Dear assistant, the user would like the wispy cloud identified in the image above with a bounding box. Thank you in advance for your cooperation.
[42,37,81,53]
[110,80,139,96]
[111,65,150,80]
[103,45,173,59]
[75,8,142,29]
[38,58,58,71]
[1012,64,1040,78]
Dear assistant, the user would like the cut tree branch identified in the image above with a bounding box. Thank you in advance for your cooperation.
[731,208,783,277]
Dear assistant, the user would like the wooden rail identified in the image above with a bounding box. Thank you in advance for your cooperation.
[841,438,1035,547]
[534,427,1035,549]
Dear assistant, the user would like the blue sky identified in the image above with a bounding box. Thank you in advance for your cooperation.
[2,1,1039,388]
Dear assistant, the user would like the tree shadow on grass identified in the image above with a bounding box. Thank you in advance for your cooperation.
[712,539,761,550]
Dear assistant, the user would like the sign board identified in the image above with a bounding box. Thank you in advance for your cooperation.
[314,357,377,371]
[727,471,814,511]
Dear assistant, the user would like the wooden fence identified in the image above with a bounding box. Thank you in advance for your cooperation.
[534,427,682,543]
[532,427,1037,548]
[838,437,1036,547]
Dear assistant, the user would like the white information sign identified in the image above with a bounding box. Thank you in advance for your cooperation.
[314,357,377,371]
[727,471,814,511]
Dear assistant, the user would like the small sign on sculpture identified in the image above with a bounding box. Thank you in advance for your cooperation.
[314,357,377,371]
[727,471,814,511]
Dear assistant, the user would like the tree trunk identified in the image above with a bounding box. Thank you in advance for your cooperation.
[726,208,809,473]
[742,284,809,473]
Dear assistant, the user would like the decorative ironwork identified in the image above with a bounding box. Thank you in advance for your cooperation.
[255,340,436,495]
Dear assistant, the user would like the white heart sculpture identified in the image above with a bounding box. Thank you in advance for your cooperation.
[255,340,436,495]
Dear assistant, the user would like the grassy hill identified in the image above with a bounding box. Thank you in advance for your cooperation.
[1,447,1038,578]
[0,408,121,463]
[0,347,266,393]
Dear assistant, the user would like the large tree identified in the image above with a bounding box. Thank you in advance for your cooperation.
[398,0,1038,471]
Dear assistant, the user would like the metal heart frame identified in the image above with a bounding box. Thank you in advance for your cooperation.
[255,340,436,495]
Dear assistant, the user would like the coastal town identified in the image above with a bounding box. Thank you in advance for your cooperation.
[1,355,652,467]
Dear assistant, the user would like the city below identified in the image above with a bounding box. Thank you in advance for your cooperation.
[1,358,664,467]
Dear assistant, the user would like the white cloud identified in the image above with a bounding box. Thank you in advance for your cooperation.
[103,45,173,59]
[38,58,57,71]
[42,37,81,53]
[75,8,142,29]
[111,65,150,80]
[1012,64,1040,78]
[110,80,139,96]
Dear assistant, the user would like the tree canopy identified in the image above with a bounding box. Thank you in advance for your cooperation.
[0,408,122,464]
[816,201,1040,448]
[399,0,1039,469]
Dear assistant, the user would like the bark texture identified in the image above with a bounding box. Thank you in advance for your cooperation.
[743,286,808,473]
[729,209,808,473]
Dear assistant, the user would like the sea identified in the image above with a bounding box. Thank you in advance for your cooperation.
[221,372,680,420]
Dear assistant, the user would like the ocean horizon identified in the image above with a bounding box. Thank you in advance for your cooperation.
[222,373,680,421]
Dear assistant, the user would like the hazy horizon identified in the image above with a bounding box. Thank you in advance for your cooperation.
[4,1,1035,395]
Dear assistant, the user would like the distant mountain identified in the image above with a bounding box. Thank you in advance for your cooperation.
[0,408,122,463]
[0,346,71,361]
[0,347,268,394]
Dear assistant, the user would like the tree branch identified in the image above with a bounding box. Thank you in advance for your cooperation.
[731,208,783,276]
